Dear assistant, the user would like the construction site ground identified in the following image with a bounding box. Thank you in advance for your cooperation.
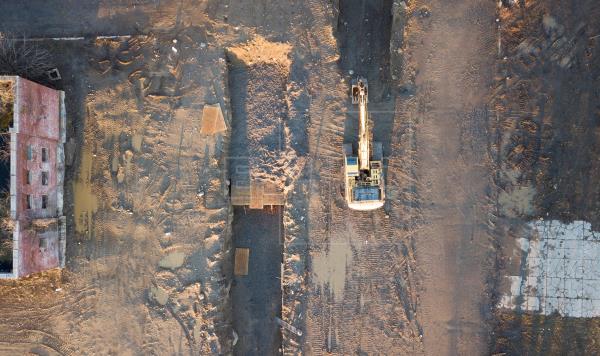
[0,0,598,355]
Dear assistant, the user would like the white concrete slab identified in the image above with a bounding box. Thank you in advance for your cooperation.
[499,220,600,317]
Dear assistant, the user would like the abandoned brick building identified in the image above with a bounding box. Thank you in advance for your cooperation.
[0,76,66,278]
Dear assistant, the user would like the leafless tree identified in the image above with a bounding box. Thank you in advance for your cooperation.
[0,132,9,163]
[0,33,55,81]
[0,80,13,131]
[0,189,11,255]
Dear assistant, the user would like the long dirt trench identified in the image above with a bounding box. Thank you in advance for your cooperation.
[226,38,293,355]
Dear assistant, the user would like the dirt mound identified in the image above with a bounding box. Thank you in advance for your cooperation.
[227,36,292,67]
[227,36,300,190]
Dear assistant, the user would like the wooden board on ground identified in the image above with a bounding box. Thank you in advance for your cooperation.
[200,103,227,134]
[249,181,265,209]
[234,248,250,276]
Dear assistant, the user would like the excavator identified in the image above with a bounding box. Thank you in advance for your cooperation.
[343,78,385,210]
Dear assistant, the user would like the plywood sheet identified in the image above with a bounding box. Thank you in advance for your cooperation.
[200,103,227,134]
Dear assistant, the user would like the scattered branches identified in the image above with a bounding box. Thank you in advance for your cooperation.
[0,189,12,267]
[0,81,13,131]
[0,33,55,81]
[0,132,9,163]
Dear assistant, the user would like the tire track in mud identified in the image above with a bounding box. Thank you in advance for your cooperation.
[301,0,348,345]
[0,329,75,355]
[0,276,101,355]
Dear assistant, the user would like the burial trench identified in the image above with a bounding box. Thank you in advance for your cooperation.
[226,38,290,355]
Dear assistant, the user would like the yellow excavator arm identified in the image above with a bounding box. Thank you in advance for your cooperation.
[344,78,385,211]
[356,80,370,171]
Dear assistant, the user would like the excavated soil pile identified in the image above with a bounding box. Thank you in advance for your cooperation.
[228,37,293,189]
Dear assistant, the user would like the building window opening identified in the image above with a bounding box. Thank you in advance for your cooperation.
[41,195,48,209]
[41,148,48,162]
[26,145,32,160]
[25,194,32,209]
[41,171,48,185]
[25,170,31,184]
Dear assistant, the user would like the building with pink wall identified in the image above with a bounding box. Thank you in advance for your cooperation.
[0,76,66,278]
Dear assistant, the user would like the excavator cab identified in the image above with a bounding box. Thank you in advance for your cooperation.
[343,78,385,210]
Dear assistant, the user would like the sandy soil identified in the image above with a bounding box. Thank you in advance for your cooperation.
[396,1,498,355]
[0,0,597,355]
[0,3,236,354]
[0,0,496,354]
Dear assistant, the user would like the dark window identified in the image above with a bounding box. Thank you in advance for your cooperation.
[25,170,31,184]
[25,194,31,209]
[41,171,48,185]
[41,148,48,162]
[26,145,32,160]
[41,195,48,209]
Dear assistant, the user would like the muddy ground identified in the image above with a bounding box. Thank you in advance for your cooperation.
[0,2,235,354]
[0,0,597,355]
[231,206,283,355]
[492,0,600,355]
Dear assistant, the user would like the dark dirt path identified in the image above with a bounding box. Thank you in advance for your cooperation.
[492,1,600,354]
[231,206,283,356]
[337,0,394,102]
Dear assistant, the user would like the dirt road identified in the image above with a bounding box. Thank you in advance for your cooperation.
[403,1,498,354]
[295,0,499,354]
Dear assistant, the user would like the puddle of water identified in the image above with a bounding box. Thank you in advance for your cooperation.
[150,285,169,305]
[73,148,98,234]
[132,134,143,152]
[498,185,535,218]
[159,251,186,270]
[312,234,353,302]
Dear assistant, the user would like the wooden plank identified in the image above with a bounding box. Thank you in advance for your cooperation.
[234,248,249,276]
[231,185,251,206]
[200,103,227,134]
[249,181,264,209]
[231,180,284,207]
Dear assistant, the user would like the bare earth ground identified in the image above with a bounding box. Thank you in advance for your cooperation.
[0,3,236,355]
[397,1,498,355]
[492,0,600,355]
[0,0,496,355]
[0,0,598,355]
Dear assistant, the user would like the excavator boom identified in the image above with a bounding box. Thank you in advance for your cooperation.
[356,81,370,171]
[344,78,385,210]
